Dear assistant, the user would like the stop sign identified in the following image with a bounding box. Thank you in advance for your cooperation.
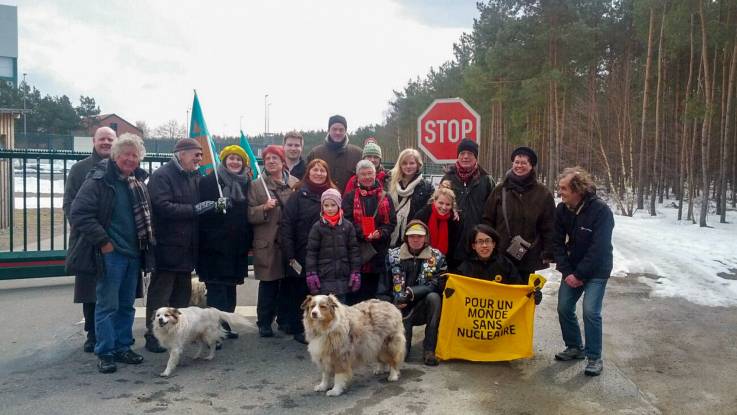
[417,98,481,163]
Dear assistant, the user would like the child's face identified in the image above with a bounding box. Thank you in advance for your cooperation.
[323,199,339,216]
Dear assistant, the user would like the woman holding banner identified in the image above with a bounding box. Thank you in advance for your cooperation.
[197,145,253,341]
[279,158,337,344]
[248,145,298,338]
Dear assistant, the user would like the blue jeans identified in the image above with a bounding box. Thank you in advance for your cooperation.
[557,278,608,360]
[94,251,140,356]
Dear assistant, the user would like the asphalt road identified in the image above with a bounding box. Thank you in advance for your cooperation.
[0,273,734,414]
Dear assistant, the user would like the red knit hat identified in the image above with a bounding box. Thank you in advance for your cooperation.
[262,145,286,164]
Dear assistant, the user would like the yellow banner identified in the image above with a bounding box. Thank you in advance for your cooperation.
[436,273,546,362]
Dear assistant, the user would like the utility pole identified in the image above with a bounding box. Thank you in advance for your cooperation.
[264,94,269,135]
[185,107,191,137]
[22,73,27,135]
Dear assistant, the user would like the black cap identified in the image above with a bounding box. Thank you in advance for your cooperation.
[457,138,479,158]
[173,138,203,152]
[328,115,347,130]
[511,146,538,166]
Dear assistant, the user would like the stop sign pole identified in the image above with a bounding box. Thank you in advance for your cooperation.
[417,98,481,163]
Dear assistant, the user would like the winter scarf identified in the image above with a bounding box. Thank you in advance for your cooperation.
[304,175,331,195]
[455,160,480,184]
[503,169,537,193]
[390,173,425,246]
[216,164,248,203]
[127,175,155,249]
[427,203,450,254]
[325,133,350,151]
[322,209,343,227]
[352,182,391,238]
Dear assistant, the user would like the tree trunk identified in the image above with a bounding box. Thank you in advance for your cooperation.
[678,16,695,221]
[698,0,713,227]
[650,9,666,216]
[638,7,656,211]
[720,26,737,223]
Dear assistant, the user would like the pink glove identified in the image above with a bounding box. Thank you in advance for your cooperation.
[348,272,361,292]
[564,274,584,288]
[306,272,321,294]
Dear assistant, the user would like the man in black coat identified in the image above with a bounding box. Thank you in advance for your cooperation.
[552,167,614,377]
[63,126,116,353]
[144,138,217,353]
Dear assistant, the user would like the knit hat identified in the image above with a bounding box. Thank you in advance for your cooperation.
[173,138,202,152]
[219,145,249,165]
[320,188,342,207]
[457,138,479,158]
[262,145,286,164]
[328,114,347,130]
[362,139,382,159]
[511,146,538,167]
[404,219,429,236]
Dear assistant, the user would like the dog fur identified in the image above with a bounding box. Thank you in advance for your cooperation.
[189,276,207,308]
[301,295,406,396]
[153,306,253,377]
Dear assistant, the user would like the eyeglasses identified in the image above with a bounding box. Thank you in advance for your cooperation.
[473,238,494,246]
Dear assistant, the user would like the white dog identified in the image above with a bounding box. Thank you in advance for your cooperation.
[153,306,253,377]
[189,276,207,308]
[302,295,406,396]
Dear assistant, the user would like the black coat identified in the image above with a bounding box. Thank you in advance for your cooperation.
[413,204,463,271]
[342,187,397,272]
[442,166,495,262]
[305,217,362,296]
[148,159,200,273]
[63,151,104,303]
[553,193,614,281]
[288,158,306,181]
[279,185,322,278]
[196,172,252,285]
[66,160,148,293]
[457,253,524,285]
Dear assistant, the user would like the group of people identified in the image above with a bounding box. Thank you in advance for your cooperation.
[64,114,614,378]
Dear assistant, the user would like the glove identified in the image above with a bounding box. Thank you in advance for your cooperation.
[348,272,361,292]
[533,287,542,305]
[215,197,231,213]
[194,200,216,215]
[306,272,321,294]
[396,288,411,305]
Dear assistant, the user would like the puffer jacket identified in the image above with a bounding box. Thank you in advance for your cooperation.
[441,165,495,262]
[305,215,362,296]
[482,171,555,274]
[279,184,323,278]
[457,253,524,285]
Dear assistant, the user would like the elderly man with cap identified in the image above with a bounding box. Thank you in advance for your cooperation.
[306,115,362,193]
[482,146,555,282]
[379,219,447,366]
[441,138,495,265]
[63,126,117,353]
[144,138,216,353]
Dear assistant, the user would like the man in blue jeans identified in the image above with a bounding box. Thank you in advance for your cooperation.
[552,167,614,377]
[68,134,155,373]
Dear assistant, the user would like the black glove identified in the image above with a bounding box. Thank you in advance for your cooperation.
[533,287,542,305]
[396,289,411,305]
[194,200,216,215]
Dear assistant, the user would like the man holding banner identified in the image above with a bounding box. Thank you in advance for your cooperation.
[379,220,447,366]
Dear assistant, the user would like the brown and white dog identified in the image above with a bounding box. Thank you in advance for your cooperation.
[153,306,253,377]
[301,295,406,396]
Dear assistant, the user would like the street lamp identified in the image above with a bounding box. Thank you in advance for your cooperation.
[264,94,269,135]
[185,107,191,137]
[240,115,245,132]
[22,73,27,135]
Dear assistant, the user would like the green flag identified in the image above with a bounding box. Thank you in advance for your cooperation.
[240,130,259,180]
[189,91,219,175]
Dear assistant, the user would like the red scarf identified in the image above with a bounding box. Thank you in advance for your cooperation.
[428,203,451,254]
[322,209,342,227]
[352,183,391,237]
[455,160,479,184]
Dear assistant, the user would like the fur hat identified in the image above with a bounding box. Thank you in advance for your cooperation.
[328,114,347,130]
[457,138,478,158]
[511,146,538,166]
[262,145,286,164]
[362,140,382,159]
[173,138,202,152]
[219,145,249,166]
[320,188,342,207]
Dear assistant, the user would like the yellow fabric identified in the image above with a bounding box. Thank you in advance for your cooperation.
[219,145,250,166]
[436,273,546,362]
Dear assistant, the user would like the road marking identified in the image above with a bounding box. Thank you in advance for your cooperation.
[133,306,257,319]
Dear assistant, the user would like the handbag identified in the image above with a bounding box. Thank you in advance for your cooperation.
[359,241,378,264]
[502,189,535,261]
[358,192,385,264]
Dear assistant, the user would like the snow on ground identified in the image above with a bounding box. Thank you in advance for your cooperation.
[611,204,737,307]
[13,197,64,209]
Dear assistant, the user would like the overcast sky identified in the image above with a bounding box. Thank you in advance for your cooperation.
[3,0,478,136]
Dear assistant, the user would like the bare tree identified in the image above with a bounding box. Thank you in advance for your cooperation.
[154,119,186,140]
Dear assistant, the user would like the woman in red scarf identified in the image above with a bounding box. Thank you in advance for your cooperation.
[414,187,463,272]
[342,159,397,304]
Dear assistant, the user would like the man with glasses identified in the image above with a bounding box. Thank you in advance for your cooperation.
[144,138,217,353]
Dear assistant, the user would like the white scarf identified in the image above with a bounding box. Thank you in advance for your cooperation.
[390,174,424,246]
